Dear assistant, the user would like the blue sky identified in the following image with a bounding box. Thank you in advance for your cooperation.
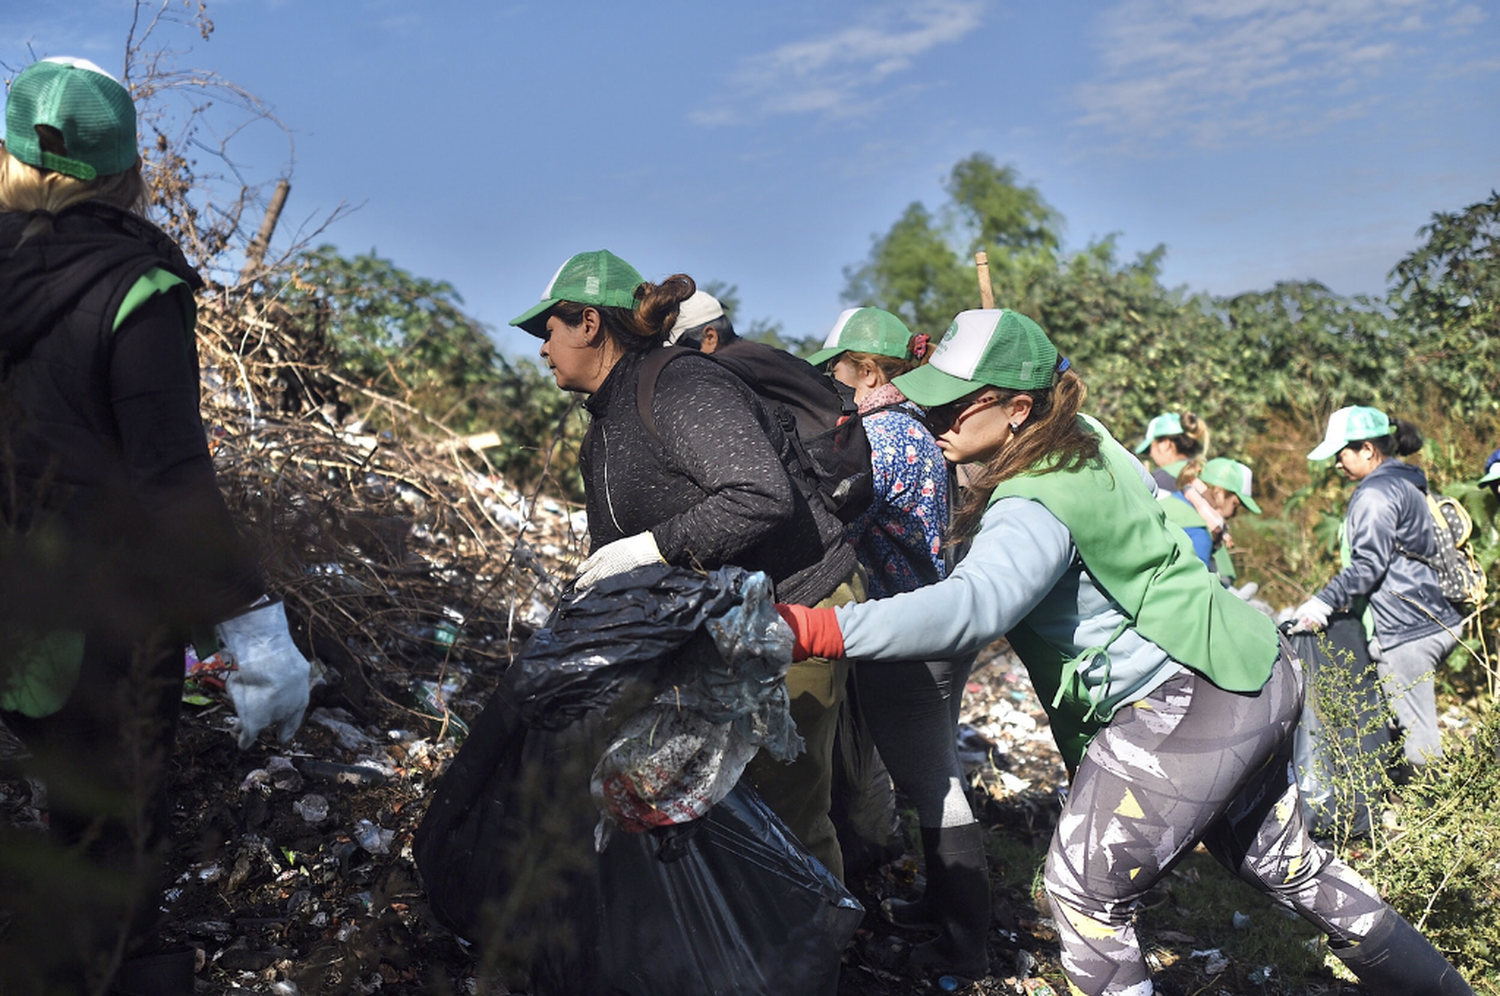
[6,0,1498,359]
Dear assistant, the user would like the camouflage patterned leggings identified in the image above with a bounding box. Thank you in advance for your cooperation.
[1044,643,1393,996]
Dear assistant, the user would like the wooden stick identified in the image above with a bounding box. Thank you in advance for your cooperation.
[240,178,291,285]
[975,250,995,309]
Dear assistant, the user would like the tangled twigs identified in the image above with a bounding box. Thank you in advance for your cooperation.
[198,296,585,725]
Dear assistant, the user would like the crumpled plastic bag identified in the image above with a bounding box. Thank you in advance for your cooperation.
[586,569,802,832]
[511,565,801,832]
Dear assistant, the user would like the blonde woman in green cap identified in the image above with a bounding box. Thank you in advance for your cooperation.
[1293,406,1460,768]
[1162,457,1262,571]
[811,308,990,975]
[2,58,308,994]
[510,250,862,879]
[776,311,1474,993]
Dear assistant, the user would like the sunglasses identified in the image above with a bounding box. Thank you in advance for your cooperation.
[920,395,1000,436]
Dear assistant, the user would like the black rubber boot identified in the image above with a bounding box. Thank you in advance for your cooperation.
[905,822,991,979]
[882,826,942,930]
[1335,910,1473,996]
[110,947,197,996]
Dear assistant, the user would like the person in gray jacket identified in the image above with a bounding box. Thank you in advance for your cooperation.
[1294,406,1460,766]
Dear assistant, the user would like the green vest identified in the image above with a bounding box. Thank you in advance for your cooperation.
[1158,492,1208,532]
[990,416,1280,765]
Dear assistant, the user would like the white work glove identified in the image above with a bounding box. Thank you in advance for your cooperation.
[1292,596,1333,633]
[216,599,312,749]
[576,532,665,589]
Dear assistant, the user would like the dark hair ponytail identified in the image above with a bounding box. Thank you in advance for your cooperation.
[549,273,697,354]
[1372,417,1424,457]
[1163,411,1209,459]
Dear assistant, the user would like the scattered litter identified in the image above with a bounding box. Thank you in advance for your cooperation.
[307,708,374,751]
[1191,948,1231,974]
[353,819,395,855]
[1232,910,1252,929]
[292,794,329,825]
[299,759,387,787]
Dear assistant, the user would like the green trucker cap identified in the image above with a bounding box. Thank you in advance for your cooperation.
[1135,412,1185,454]
[1197,457,1262,514]
[892,308,1062,407]
[1307,406,1392,461]
[4,57,137,181]
[509,249,645,337]
[806,307,918,367]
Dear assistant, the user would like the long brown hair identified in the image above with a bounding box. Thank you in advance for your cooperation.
[950,368,1099,539]
[549,273,697,355]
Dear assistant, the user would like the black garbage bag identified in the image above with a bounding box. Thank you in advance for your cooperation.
[413,565,861,995]
[598,780,863,996]
[1286,615,1392,838]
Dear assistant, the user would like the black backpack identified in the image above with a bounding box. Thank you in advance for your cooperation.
[636,344,876,523]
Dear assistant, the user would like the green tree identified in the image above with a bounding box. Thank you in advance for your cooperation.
[842,201,975,334]
[1388,191,1500,419]
[945,153,1062,255]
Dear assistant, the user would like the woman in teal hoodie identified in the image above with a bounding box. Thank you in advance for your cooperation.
[778,310,1472,994]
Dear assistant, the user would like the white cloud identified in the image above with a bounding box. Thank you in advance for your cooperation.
[690,0,985,126]
[1073,0,1490,150]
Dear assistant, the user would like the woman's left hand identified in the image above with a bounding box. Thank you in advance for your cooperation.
[576,532,665,589]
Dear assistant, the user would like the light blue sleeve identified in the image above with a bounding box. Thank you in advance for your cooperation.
[836,496,1075,661]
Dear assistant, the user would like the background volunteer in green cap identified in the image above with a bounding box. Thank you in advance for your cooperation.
[1134,409,1243,579]
[774,310,1475,993]
[1134,410,1210,492]
[509,252,861,883]
[1293,406,1460,768]
[1162,457,1261,571]
[814,307,991,976]
[2,57,311,995]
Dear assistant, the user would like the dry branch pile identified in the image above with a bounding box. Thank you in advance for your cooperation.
[193,289,587,730]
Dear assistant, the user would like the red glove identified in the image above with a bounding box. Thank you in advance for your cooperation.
[774,603,845,661]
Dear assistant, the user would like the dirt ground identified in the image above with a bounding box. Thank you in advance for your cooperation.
[6,638,1374,995]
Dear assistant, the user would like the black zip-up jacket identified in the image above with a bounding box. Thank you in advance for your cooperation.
[579,349,856,606]
[0,203,263,636]
[1316,458,1459,648]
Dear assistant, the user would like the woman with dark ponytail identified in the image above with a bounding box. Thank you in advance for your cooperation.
[1135,410,1209,491]
[776,311,1474,993]
[1294,407,1460,768]
[509,250,861,878]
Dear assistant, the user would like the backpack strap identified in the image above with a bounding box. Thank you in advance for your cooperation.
[635,345,699,443]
